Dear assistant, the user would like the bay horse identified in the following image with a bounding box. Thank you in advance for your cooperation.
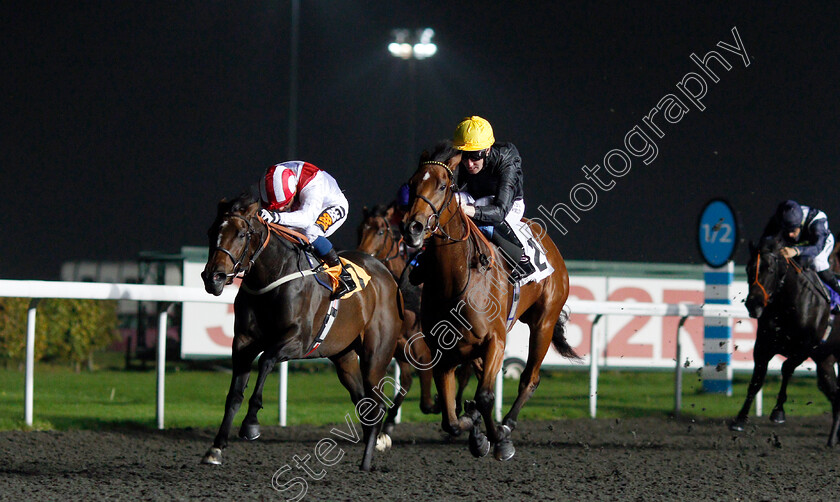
[200,193,402,471]
[401,141,579,461]
[357,204,472,435]
[730,236,840,445]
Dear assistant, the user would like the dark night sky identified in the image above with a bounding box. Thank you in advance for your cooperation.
[2,2,839,280]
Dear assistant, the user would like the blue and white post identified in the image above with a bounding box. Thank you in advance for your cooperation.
[702,262,734,395]
[697,199,738,396]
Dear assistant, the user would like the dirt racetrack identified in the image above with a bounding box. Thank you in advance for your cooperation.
[3,415,840,501]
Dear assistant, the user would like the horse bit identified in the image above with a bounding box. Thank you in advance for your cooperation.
[213,214,270,284]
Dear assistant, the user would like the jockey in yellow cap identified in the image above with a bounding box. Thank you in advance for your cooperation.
[452,116,535,282]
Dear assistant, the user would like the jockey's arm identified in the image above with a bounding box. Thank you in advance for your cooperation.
[472,164,518,226]
[272,183,325,229]
[795,218,830,258]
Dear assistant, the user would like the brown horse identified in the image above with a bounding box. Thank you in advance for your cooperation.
[401,141,579,461]
[200,193,402,471]
[357,205,472,436]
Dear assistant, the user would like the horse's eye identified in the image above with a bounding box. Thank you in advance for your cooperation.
[438,184,446,191]
[377,230,385,236]
[238,231,247,239]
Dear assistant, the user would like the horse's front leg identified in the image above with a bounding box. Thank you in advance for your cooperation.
[770,356,805,424]
[201,343,260,464]
[434,364,473,437]
[473,335,512,461]
[730,345,772,432]
[239,349,281,441]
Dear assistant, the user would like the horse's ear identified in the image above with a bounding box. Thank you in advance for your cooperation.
[384,205,394,219]
[244,201,260,217]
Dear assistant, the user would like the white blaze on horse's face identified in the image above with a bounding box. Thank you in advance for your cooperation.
[217,221,230,248]
[422,172,430,181]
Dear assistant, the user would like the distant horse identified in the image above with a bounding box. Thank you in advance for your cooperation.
[200,193,402,471]
[357,204,472,435]
[401,141,579,461]
[730,237,840,445]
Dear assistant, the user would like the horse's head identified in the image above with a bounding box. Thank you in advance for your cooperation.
[745,236,787,318]
[402,141,462,248]
[357,205,397,259]
[201,193,264,296]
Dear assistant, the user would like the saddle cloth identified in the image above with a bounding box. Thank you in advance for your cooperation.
[819,277,840,311]
[510,218,554,286]
[322,258,371,299]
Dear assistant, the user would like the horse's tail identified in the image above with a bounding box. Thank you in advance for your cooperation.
[552,309,581,361]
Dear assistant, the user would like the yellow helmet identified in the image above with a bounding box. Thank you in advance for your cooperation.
[453,116,495,151]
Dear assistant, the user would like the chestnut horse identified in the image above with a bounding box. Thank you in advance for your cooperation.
[357,205,472,435]
[730,237,840,445]
[200,193,402,471]
[401,142,579,461]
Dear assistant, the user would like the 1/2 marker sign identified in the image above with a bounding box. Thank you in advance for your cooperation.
[697,199,738,267]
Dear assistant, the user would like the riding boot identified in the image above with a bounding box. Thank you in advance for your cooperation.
[322,248,356,299]
[490,224,534,283]
[817,269,840,313]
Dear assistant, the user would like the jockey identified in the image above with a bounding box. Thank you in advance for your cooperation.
[453,116,535,282]
[258,161,356,299]
[761,200,840,301]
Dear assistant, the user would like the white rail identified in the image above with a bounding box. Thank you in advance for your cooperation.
[0,280,752,427]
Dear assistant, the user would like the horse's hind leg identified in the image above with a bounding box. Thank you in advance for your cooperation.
[770,356,805,424]
[382,359,413,436]
[501,314,555,434]
[239,350,281,441]
[358,321,400,471]
[816,357,840,446]
[330,349,364,405]
[202,343,260,465]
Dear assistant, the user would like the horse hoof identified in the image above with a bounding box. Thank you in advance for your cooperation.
[728,420,746,432]
[383,422,395,437]
[201,447,223,465]
[469,432,490,458]
[375,433,392,452]
[239,423,261,441]
[769,410,786,424]
[494,439,515,461]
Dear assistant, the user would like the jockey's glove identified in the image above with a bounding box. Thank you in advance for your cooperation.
[259,208,281,224]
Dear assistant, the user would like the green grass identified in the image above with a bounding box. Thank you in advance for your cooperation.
[0,354,832,431]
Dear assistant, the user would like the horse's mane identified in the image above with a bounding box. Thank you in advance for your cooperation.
[759,235,783,253]
[363,204,390,219]
[420,140,459,164]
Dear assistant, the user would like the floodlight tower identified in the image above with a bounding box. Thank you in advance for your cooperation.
[388,28,437,168]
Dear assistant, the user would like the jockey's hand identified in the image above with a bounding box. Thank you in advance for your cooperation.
[259,208,280,224]
[460,201,476,217]
[781,246,799,259]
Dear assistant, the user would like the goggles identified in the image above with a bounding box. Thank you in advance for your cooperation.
[461,149,487,161]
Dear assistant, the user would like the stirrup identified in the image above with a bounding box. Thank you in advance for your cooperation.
[331,272,355,299]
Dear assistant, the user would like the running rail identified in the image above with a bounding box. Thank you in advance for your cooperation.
[0,280,751,427]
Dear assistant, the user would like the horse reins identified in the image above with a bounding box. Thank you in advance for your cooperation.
[371,217,405,262]
[752,250,804,307]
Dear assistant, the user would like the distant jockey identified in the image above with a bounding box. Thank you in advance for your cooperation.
[761,200,840,304]
[258,161,355,299]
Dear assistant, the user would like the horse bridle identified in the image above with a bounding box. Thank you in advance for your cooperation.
[751,249,801,307]
[412,160,470,243]
[370,218,404,262]
[212,214,270,284]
